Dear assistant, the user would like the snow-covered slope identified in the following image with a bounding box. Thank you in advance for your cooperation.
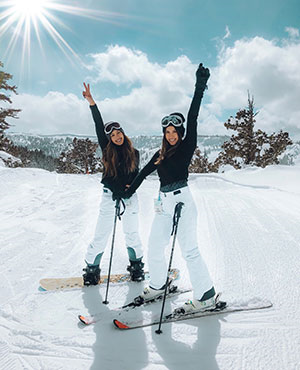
[0,166,299,369]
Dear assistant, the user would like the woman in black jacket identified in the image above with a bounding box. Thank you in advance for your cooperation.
[123,64,216,313]
[82,83,144,285]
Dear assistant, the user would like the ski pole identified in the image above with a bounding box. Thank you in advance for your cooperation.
[155,201,184,334]
[103,198,124,304]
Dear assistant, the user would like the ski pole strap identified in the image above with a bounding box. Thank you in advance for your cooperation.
[171,202,184,235]
[115,198,126,220]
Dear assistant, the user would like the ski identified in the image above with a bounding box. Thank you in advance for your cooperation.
[78,286,191,325]
[113,298,273,330]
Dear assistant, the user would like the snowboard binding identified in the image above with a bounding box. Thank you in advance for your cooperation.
[127,259,145,282]
[82,264,101,286]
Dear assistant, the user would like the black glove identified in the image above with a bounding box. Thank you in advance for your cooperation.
[112,191,122,201]
[195,63,210,91]
[122,188,133,199]
[112,189,133,200]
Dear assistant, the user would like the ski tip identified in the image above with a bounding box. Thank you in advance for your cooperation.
[113,319,130,330]
[78,315,89,325]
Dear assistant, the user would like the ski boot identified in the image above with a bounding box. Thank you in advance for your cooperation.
[82,264,101,286]
[127,259,145,282]
[173,287,216,315]
[139,279,177,303]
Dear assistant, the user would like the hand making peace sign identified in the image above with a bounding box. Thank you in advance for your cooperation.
[82,82,95,106]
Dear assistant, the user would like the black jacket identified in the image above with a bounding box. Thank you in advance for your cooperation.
[90,104,139,194]
[126,85,205,195]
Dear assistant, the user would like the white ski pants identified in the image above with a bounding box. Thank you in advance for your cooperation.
[85,188,143,265]
[148,186,213,300]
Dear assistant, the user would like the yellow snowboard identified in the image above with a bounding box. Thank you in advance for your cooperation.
[39,268,180,291]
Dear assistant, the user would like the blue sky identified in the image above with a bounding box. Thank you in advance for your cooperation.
[1,0,300,139]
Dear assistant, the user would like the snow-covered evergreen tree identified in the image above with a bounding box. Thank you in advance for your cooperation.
[57,138,102,174]
[214,94,292,169]
[0,61,21,153]
[189,147,216,173]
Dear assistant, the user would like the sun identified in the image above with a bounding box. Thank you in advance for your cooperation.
[0,0,127,66]
[12,0,47,18]
[0,0,78,64]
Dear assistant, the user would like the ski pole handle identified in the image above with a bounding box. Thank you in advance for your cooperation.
[171,202,184,236]
[116,197,126,220]
[175,202,184,218]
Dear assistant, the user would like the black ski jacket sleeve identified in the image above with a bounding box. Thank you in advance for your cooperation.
[123,151,159,197]
[179,85,205,160]
[90,104,109,150]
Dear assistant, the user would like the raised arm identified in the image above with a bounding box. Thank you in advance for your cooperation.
[185,64,210,147]
[82,82,108,150]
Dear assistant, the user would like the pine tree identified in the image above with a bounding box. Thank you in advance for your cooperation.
[254,130,293,167]
[214,93,292,170]
[57,151,80,174]
[6,143,58,170]
[57,138,102,174]
[189,147,216,173]
[0,61,21,151]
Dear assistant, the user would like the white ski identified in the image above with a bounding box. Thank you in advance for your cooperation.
[113,298,273,330]
[78,287,191,325]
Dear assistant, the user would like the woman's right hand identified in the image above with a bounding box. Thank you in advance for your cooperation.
[82,82,95,105]
[122,186,133,199]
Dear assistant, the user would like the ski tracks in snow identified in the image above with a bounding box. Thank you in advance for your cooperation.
[191,175,300,369]
[1,168,300,369]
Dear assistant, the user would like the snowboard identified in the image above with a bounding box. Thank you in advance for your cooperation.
[39,268,180,291]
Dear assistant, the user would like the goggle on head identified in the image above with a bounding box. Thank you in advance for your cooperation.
[104,121,122,135]
[161,115,184,128]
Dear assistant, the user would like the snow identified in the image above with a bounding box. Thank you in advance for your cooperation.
[0,165,299,370]
[0,151,22,167]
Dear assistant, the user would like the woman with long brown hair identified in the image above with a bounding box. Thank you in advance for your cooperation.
[123,64,216,313]
[82,83,144,285]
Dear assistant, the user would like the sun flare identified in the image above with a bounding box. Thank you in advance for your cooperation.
[0,0,127,67]
[13,0,47,17]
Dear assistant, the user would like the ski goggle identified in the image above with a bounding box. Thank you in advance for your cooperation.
[161,115,184,128]
[104,121,122,135]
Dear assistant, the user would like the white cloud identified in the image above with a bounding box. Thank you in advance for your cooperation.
[285,27,300,39]
[84,45,228,136]
[209,34,300,139]
[85,46,201,134]
[11,92,90,136]
[9,34,300,140]
[10,47,206,136]
[88,45,196,99]
[223,26,231,40]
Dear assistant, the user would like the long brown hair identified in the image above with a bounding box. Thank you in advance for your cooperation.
[102,134,137,177]
[155,131,183,165]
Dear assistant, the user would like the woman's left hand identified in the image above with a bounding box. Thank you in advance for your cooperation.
[195,63,210,89]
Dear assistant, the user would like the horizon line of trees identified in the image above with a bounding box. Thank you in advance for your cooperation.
[1,61,293,174]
